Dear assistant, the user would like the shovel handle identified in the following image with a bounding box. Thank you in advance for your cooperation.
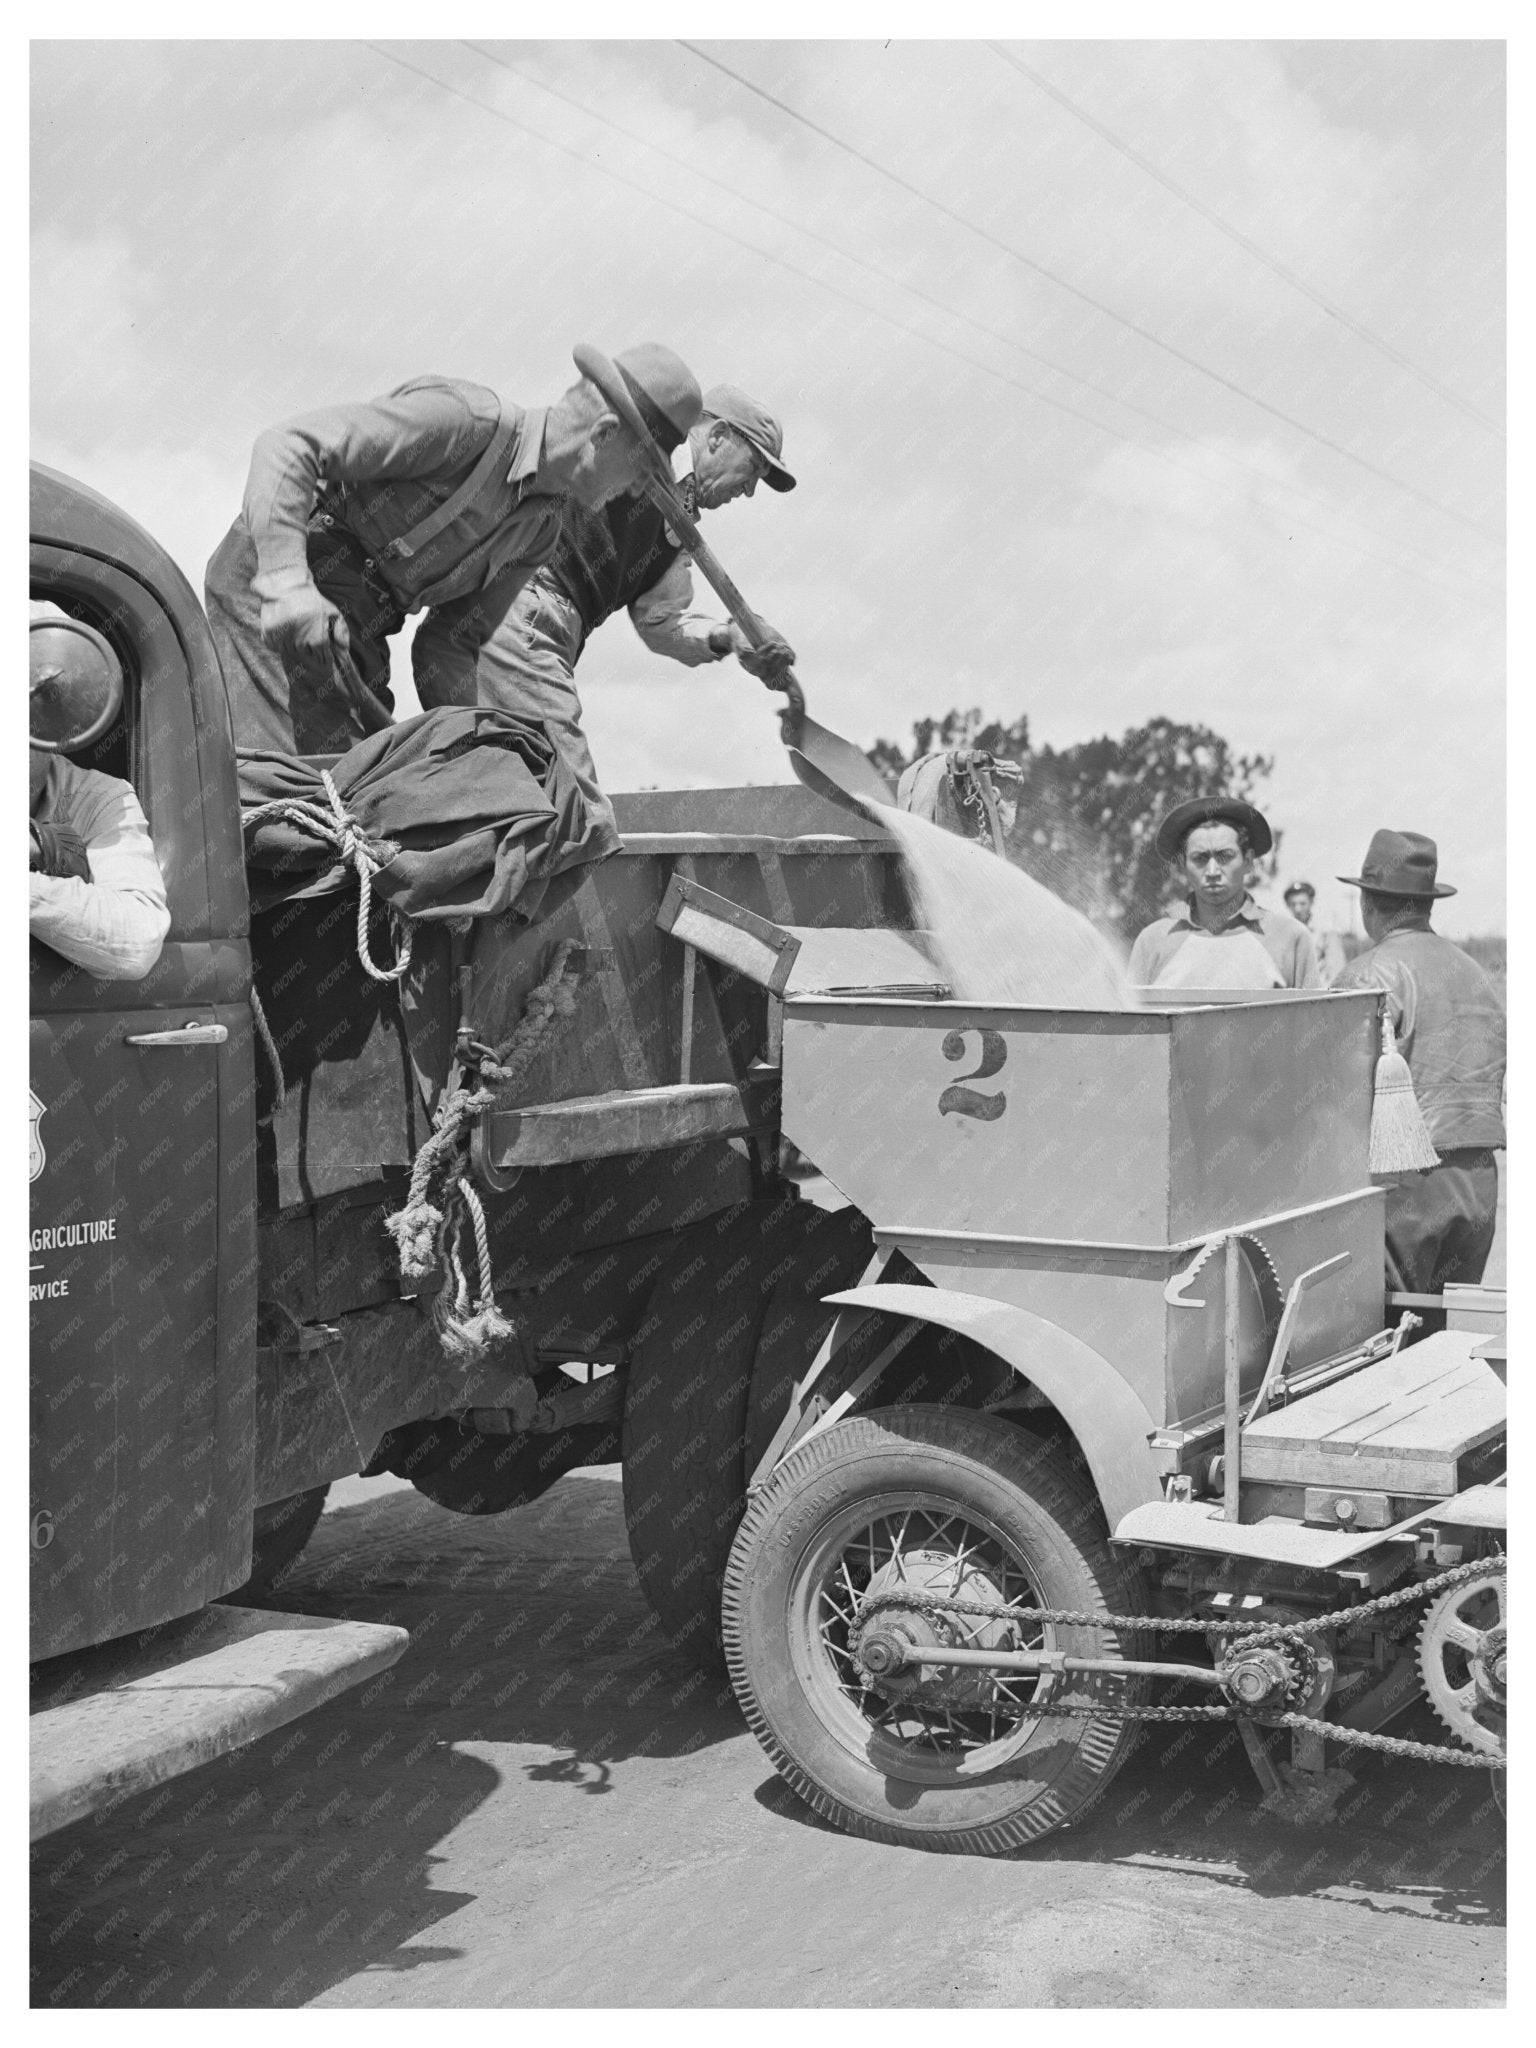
[640,471,805,735]
[326,621,393,737]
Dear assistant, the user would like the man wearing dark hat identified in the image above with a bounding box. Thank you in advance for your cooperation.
[1335,830,1506,1325]
[205,342,703,755]
[1282,879,1347,985]
[448,383,800,861]
[1129,797,1320,991]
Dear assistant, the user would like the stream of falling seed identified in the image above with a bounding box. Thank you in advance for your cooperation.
[879,807,1131,1008]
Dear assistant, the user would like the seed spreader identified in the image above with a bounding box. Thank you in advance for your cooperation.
[662,881,1506,1853]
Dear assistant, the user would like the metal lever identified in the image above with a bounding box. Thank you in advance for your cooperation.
[125,1021,228,1046]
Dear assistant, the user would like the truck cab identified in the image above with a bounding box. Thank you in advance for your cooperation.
[30,464,405,1838]
[30,464,259,1657]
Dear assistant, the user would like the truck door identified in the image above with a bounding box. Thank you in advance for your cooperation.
[30,522,257,1661]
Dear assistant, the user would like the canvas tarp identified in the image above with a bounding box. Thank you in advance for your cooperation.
[242,707,611,1206]
[238,704,608,923]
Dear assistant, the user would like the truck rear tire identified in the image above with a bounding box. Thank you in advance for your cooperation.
[742,1204,876,1484]
[722,1406,1148,1855]
[241,1485,329,1595]
[621,1196,824,1671]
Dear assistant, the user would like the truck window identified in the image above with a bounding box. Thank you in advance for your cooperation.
[27,568,215,944]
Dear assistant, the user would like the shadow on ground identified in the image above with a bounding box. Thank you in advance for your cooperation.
[753,1696,1505,1929]
[31,1475,738,2009]
[33,1466,1505,2009]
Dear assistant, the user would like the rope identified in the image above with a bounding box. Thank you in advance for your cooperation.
[431,1176,517,1364]
[248,985,287,1116]
[242,771,411,982]
[383,938,584,1363]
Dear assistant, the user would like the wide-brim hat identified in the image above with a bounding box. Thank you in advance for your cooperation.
[1155,796,1273,861]
[701,382,796,492]
[572,342,702,468]
[1338,827,1456,898]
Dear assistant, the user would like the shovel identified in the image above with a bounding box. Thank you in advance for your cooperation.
[639,470,895,819]
[324,619,394,738]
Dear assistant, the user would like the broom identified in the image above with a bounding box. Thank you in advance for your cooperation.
[1368,1012,1440,1173]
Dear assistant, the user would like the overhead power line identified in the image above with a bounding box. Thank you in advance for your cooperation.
[462,40,1490,593]
[987,41,1503,438]
[678,40,1501,544]
[361,43,1495,613]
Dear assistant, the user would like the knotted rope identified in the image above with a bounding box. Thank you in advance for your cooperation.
[242,768,411,983]
[249,985,287,1118]
[385,938,584,1363]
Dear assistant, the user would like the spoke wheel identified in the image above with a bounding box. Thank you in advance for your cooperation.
[1418,1570,1506,1757]
[724,1405,1149,1854]
[803,1495,1064,1779]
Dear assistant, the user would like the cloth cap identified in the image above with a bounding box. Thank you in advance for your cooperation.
[1284,879,1316,899]
[572,342,702,460]
[700,383,796,491]
[1155,796,1273,861]
[1337,828,1456,899]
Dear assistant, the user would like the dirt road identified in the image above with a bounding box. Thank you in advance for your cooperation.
[32,1462,1504,2009]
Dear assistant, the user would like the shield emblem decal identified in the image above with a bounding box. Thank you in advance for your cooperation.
[29,1088,46,1184]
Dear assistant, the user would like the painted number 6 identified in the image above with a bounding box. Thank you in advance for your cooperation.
[938,1029,1008,1122]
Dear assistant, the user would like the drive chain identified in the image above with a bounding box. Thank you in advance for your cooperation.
[854,1555,1506,1770]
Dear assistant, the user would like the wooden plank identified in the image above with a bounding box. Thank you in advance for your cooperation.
[666,899,794,993]
[619,832,879,856]
[658,875,801,994]
[484,1082,763,1170]
[1241,1331,1505,1492]
[758,849,796,925]
[575,879,653,1090]
[610,784,890,839]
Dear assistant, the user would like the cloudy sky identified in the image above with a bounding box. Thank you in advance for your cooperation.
[31,38,1504,933]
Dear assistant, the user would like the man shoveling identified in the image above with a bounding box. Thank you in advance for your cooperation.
[206,342,703,756]
[442,384,799,859]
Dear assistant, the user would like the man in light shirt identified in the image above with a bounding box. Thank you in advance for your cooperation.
[451,385,799,861]
[29,603,169,981]
[1129,797,1320,993]
[1283,879,1348,985]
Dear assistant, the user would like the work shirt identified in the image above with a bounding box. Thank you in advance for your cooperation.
[29,755,170,981]
[1312,926,1349,985]
[1128,894,1321,991]
[244,376,566,634]
[629,548,725,666]
[1335,924,1506,1152]
[544,470,722,667]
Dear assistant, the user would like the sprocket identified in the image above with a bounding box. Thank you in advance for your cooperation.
[1417,1567,1506,1757]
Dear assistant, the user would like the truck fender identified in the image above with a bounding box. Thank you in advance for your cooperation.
[824,1282,1163,1531]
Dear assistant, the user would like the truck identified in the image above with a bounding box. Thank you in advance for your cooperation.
[31,462,1505,1856]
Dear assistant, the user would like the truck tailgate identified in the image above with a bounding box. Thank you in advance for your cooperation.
[30,1606,408,1841]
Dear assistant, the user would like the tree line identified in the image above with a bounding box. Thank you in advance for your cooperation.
[868,711,1277,946]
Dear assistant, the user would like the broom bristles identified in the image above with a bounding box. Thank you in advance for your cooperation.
[1368,1015,1440,1173]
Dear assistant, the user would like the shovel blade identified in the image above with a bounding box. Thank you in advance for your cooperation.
[785,715,895,817]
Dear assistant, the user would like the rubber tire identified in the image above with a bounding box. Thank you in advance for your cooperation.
[243,1485,329,1595]
[742,1204,877,1485]
[622,1195,825,1671]
[723,1406,1148,1855]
